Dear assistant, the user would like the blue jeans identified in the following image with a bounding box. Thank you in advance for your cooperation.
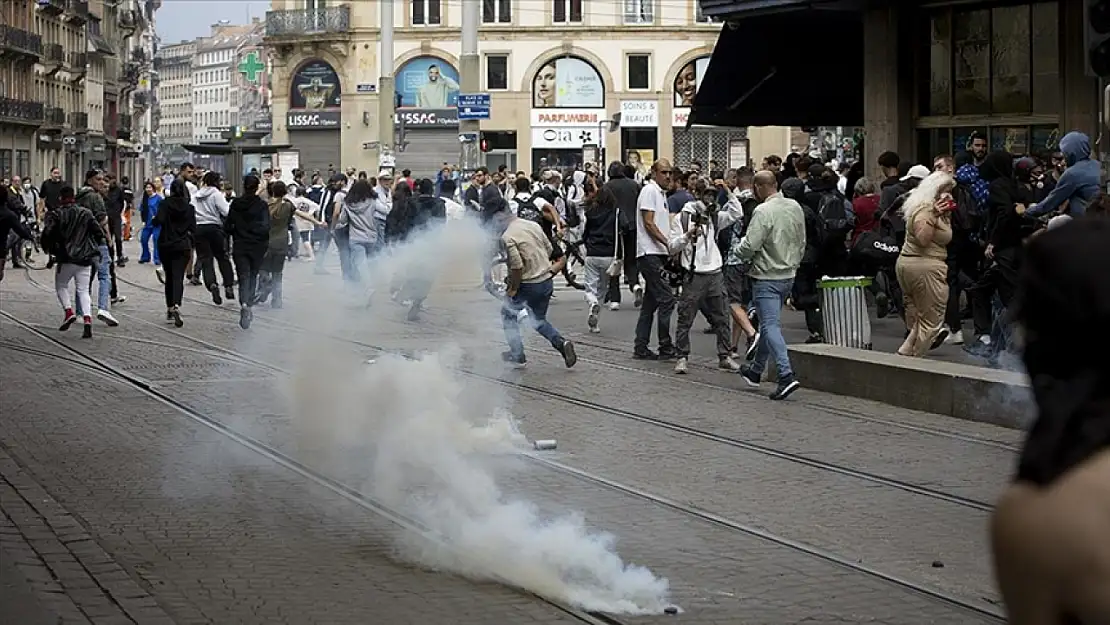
[501,278,564,361]
[749,277,795,380]
[139,225,160,264]
[95,245,112,310]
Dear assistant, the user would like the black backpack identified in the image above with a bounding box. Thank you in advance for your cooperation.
[715,195,759,259]
[514,194,543,225]
[817,191,853,238]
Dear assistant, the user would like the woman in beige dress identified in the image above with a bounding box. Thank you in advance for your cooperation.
[894,171,954,357]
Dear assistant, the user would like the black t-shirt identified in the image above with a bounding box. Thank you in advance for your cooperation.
[39,179,64,211]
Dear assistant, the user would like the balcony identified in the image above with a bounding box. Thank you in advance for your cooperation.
[37,0,66,16]
[43,106,66,127]
[68,111,88,129]
[0,98,46,126]
[0,25,44,59]
[265,7,350,39]
[67,51,87,71]
[45,43,64,64]
[65,0,89,25]
[119,9,137,32]
[132,90,151,110]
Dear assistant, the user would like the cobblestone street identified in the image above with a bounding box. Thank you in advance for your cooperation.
[0,249,1020,624]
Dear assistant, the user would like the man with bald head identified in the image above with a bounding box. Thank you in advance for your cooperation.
[633,158,678,360]
[733,170,807,400]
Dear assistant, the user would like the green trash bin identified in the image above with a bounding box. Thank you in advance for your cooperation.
[818,276,874,349]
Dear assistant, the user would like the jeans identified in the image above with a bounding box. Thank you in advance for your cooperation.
[108,211,124,258]
[92,245,112,310]
[194,224,236,290]
[675,271,731,358]
[348,240,379,286]
[633,254,675,353]
[749,277,795,380]
[501,278,564,361]
[233,249,264,306]
[139,225,161,264]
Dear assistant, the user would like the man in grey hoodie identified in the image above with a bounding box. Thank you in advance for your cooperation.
[193,171,236,304]
[1028,131,1101,218]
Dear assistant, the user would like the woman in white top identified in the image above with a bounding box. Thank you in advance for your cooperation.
[290,186,321,261]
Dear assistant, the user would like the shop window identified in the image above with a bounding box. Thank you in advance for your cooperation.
[923,2,1059,118]
[916,124,1059,164]
[482,0,511,23]
[485,54,508,90]
[553,0,583,23]
[627,54,650,90]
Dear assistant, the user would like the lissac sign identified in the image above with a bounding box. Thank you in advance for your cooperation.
[286,111,341,129]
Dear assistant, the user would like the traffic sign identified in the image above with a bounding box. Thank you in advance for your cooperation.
[457,93,491,120]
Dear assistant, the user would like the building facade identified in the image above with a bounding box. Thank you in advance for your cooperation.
[32,0,88,183]
[264,0,794,176]
[154,39,196,164]
[1,0,46,182]
[116,0,158,186]
[697,0,1097,177]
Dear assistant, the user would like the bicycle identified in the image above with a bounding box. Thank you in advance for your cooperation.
[7,219,50,270]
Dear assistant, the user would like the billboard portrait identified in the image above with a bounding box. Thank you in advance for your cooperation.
[396,56,460,108]
[289,59,342,110]
[673,56,710,107]
[532,56,604,109]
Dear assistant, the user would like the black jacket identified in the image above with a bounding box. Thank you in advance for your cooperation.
[41,202,104,266]
[387,194,447,244]
[153,196,196,253]
[604,176,641,227]
[566,198,627,258]
[0,203,32,251]
[980,151,1024,252]
[225,194,271,254]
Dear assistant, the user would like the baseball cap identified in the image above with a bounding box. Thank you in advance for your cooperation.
[900,164,931,182]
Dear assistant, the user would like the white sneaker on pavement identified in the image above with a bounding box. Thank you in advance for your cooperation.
[96,309,119,327]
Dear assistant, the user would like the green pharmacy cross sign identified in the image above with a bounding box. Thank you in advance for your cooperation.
[238,52,265,83]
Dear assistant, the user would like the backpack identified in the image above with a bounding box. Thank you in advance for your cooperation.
[513,194,543,225]
[817,191,853,238]
[951,183,977,233]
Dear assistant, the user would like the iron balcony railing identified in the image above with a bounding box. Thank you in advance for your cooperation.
[38,0,66,16]
[265,6,350,37]
[68,111,88,129]
[132,90,151,109]
[44,106,67,126]
[65,0,89,24]
[0,98,46,125]
[45,43,64,63]
[0,25,44,57]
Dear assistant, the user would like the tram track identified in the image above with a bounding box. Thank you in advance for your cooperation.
[104,273,1003,511]
[0,305,1006,622]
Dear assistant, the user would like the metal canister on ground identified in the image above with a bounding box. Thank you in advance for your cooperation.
[533,440,557,451]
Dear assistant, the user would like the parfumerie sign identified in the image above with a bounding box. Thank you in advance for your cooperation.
[287,110,341,129]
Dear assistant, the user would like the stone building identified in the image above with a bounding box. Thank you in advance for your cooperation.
[1,0,48,181]
[263,0,795,176]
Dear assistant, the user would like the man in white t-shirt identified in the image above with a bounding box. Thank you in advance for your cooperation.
[633,158,677,360]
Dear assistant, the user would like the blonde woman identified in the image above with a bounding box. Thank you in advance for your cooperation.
[894,171,955,357]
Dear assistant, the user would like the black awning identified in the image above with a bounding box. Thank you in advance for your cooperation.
[689,10,864,128]
[698,0,846,18]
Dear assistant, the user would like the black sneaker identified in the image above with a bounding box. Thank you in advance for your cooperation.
[81,324,92,339]
[738,363,761,387]
[209,284,223,305]
[557,340,577,368]
[224,286,235,301]
[929,328,949,351]
[805,333,823,344]
[770,376,801,401]
[632,349,658,361]
[501,350,527,369]
[239,306,252,330]
[657,348,679,361]
[166,310,174,324]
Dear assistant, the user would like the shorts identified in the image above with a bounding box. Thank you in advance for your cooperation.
[299,230,310,242]
[722,264,750,306]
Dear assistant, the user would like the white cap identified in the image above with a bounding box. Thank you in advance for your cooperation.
[900,164,931,182]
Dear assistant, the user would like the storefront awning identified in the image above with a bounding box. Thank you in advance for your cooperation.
[688,9,864,128]
[698,0,862,19]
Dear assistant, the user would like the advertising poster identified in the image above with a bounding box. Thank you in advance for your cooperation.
[533,57,604,108]
[396,56,460,108]
[625,148,654,180]
[673,56,710,107]
[290,59,342,110]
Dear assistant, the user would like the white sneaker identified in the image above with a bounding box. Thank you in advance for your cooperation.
[607,302,620,311]
[587,303,600,331]
[154,266,165,284]
[945,329,964,345]
[96,309,119,327]
[674,357,689,374]
[111,295,127,305]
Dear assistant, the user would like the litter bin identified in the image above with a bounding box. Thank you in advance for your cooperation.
[818,276,873,349]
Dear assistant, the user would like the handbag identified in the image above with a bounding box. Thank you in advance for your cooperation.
[605,210,623,277]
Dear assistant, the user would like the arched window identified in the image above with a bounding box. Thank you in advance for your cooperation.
[289,59,342,110]
[531,55,604,109]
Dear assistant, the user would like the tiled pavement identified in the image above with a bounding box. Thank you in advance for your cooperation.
[0,246,1020,624]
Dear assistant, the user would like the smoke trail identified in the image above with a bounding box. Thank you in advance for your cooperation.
[281,217,672,614]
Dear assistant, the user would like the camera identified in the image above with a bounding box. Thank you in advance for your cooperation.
[689,200,713,227]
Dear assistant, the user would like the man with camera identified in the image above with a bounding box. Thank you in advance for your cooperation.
[668,178,747,375]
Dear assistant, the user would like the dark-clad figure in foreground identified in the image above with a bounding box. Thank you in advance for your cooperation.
[991,217,1110,625]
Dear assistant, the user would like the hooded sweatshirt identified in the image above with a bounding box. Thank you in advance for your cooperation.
[225,194,270,254]
[339,197,378,245]
[979,150,1024,252]
[152,196,196,253]
[75,186,107,226]
[194,185,231,226]
[1029,131,1100,217]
